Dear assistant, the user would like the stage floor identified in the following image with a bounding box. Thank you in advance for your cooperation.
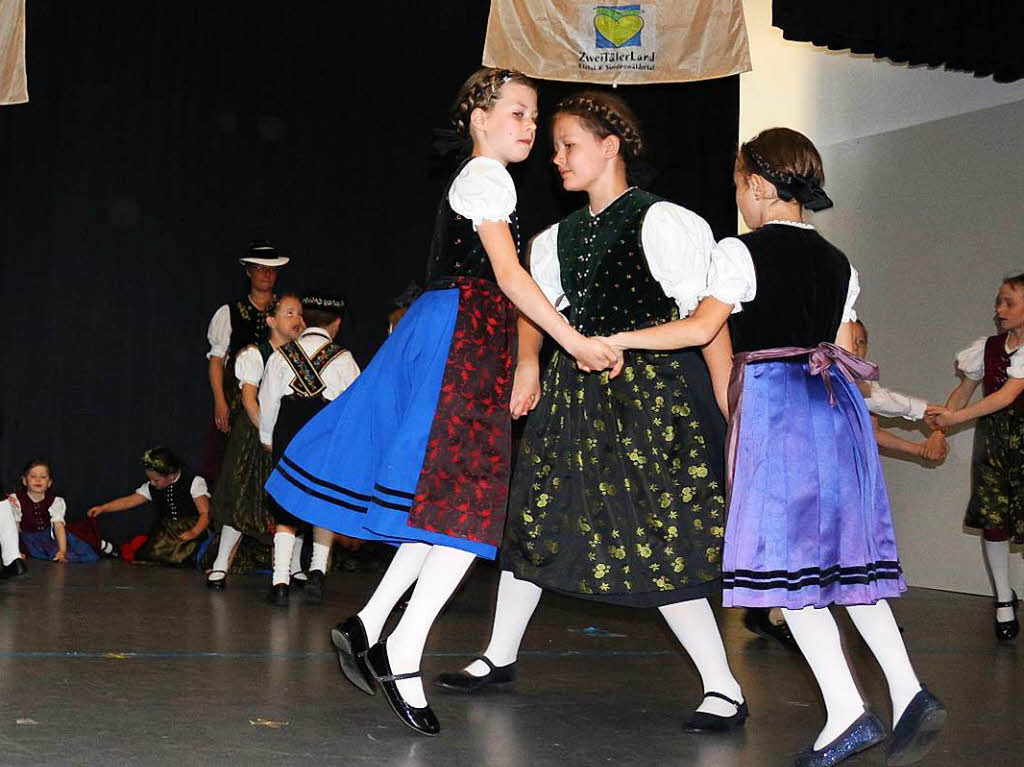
[0,561,1019,766]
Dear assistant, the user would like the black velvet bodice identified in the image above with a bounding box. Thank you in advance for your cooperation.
[227,298,271,360]
[728,225,851,354]
[149,471,199,521]
[425,159,521,288]
[557,189,678,336]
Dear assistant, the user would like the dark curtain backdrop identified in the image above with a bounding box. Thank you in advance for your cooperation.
[0,2,738,520]
[773,1,1024,83]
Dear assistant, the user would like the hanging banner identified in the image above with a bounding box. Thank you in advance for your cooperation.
[0,0,28,104]
[483,0,750,85]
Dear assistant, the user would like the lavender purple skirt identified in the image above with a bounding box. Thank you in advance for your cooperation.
[722,358,905,608]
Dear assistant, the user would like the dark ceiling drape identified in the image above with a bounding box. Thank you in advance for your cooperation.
[773,1,1024,83]
[0,2,738,517]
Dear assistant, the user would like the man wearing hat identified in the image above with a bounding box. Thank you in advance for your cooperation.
[203,241,290,483]
[259,292,359,606]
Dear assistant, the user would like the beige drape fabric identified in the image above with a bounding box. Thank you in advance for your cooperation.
[0,0,27,104]
[483,0,750,85]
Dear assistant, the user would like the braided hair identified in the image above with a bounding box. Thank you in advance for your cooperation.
[553,90,645,161]
[450,67,536,138]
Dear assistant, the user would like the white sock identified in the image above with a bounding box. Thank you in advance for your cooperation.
[782,605,865,750]
[659,598,744,717]
[289,534,306,580]
[357,542,431,645]
[984,539,1014,621]
[272,531,296,586]
[465,570,542,676]
[209,525,243,580]
[100,540,115,555]
[384,545,476,708]
[311,542,330,574]
[846,601,921,723]
[0,500,21,566]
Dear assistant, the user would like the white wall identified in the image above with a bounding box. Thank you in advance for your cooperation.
[739,0,1024,596]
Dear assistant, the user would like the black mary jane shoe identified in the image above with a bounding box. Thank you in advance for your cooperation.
[683,691,749,733]
[267,583,290,606]
[743,607,798,650]
[434,655,516,693]
[330,616,376,696]
[304,570,326,604]
[886,685,947,766]
[995,590,1019,641]
[364,641,440,736]
[793,709,885,767]
[206,570,227,591]
[2,558,28,578]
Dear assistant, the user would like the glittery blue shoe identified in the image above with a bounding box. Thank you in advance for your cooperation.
[885,685,947,766]
[793,709,886,767]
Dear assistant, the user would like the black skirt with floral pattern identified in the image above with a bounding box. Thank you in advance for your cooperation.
[501,347,726,607]
[966,410,1024,543]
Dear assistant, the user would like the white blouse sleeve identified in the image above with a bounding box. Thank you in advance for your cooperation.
[6,496,21,523]
[640,202,716,318]
[259,352,288,445]
[447,157,517,231]
[955,337,988,380]
[234,345,265,387]
[207,304,232,360]
[528,224,568,310]
[842,266,860,323]
[48,497,67,524]
[863,381,927,421]
[135,483,153,501]
[190,476,210,498]
[703,238,757,313]
[322,351,362,402]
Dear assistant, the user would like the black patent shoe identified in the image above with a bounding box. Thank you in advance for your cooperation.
[1,558,28,578]
[683,691,749,732]
[331,616,376,696]
[743,607,798,650]
[267,583,290,606]
[793,709,885,767]
[886,685,947,766]
[364,641,440,736]
[995,590,1019,641]
[435,655,516,693]
[304,570,326,604]
[206,570,227,591]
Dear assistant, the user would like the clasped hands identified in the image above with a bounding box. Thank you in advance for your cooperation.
[923,404,958,430]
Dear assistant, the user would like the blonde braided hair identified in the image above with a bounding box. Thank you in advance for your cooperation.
[554,90,645,160]
[450,67,535,137]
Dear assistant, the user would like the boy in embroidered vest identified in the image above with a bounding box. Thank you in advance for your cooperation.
[260,293,360,605]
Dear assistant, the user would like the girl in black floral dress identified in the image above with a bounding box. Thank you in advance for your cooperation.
[437,91,746,729]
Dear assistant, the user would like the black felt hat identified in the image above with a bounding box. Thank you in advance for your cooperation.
[302,292,345,315]
[240,240,289,267]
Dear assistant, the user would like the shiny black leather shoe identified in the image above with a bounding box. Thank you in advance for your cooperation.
[743,607,798,650]
[206,570,227,591]
[995,590,1019,641]
[290,572,307,590]
[364,641,440,736]
[683,691,749,732]
[435,655,516,693]
[793,709,885,767]
[1,558,28,578]
[304,570,326,604]
[886,685,947,766]
[330,616,376,696]
[267,583,290,606]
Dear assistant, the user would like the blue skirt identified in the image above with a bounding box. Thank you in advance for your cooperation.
[265,280,517,559]
[20,529,99,563]
[722,360,906,608]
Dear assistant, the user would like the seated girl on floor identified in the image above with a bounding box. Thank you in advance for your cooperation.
[5,459,99,564]
[88,447,211,567]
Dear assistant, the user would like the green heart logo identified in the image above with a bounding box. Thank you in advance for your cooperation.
[594,11,644,48]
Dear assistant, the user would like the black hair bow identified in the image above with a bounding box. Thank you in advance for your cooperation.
[431,127,473,160]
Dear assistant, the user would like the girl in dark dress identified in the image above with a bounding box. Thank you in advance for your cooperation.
[601,129,945,766]
[264,68,620,735]
[437,91,746,730]
[926,276,1024,641]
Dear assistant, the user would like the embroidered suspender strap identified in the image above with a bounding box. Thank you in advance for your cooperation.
[280,341,325,398]
[310,342,346,373]
[724,342,879,502]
